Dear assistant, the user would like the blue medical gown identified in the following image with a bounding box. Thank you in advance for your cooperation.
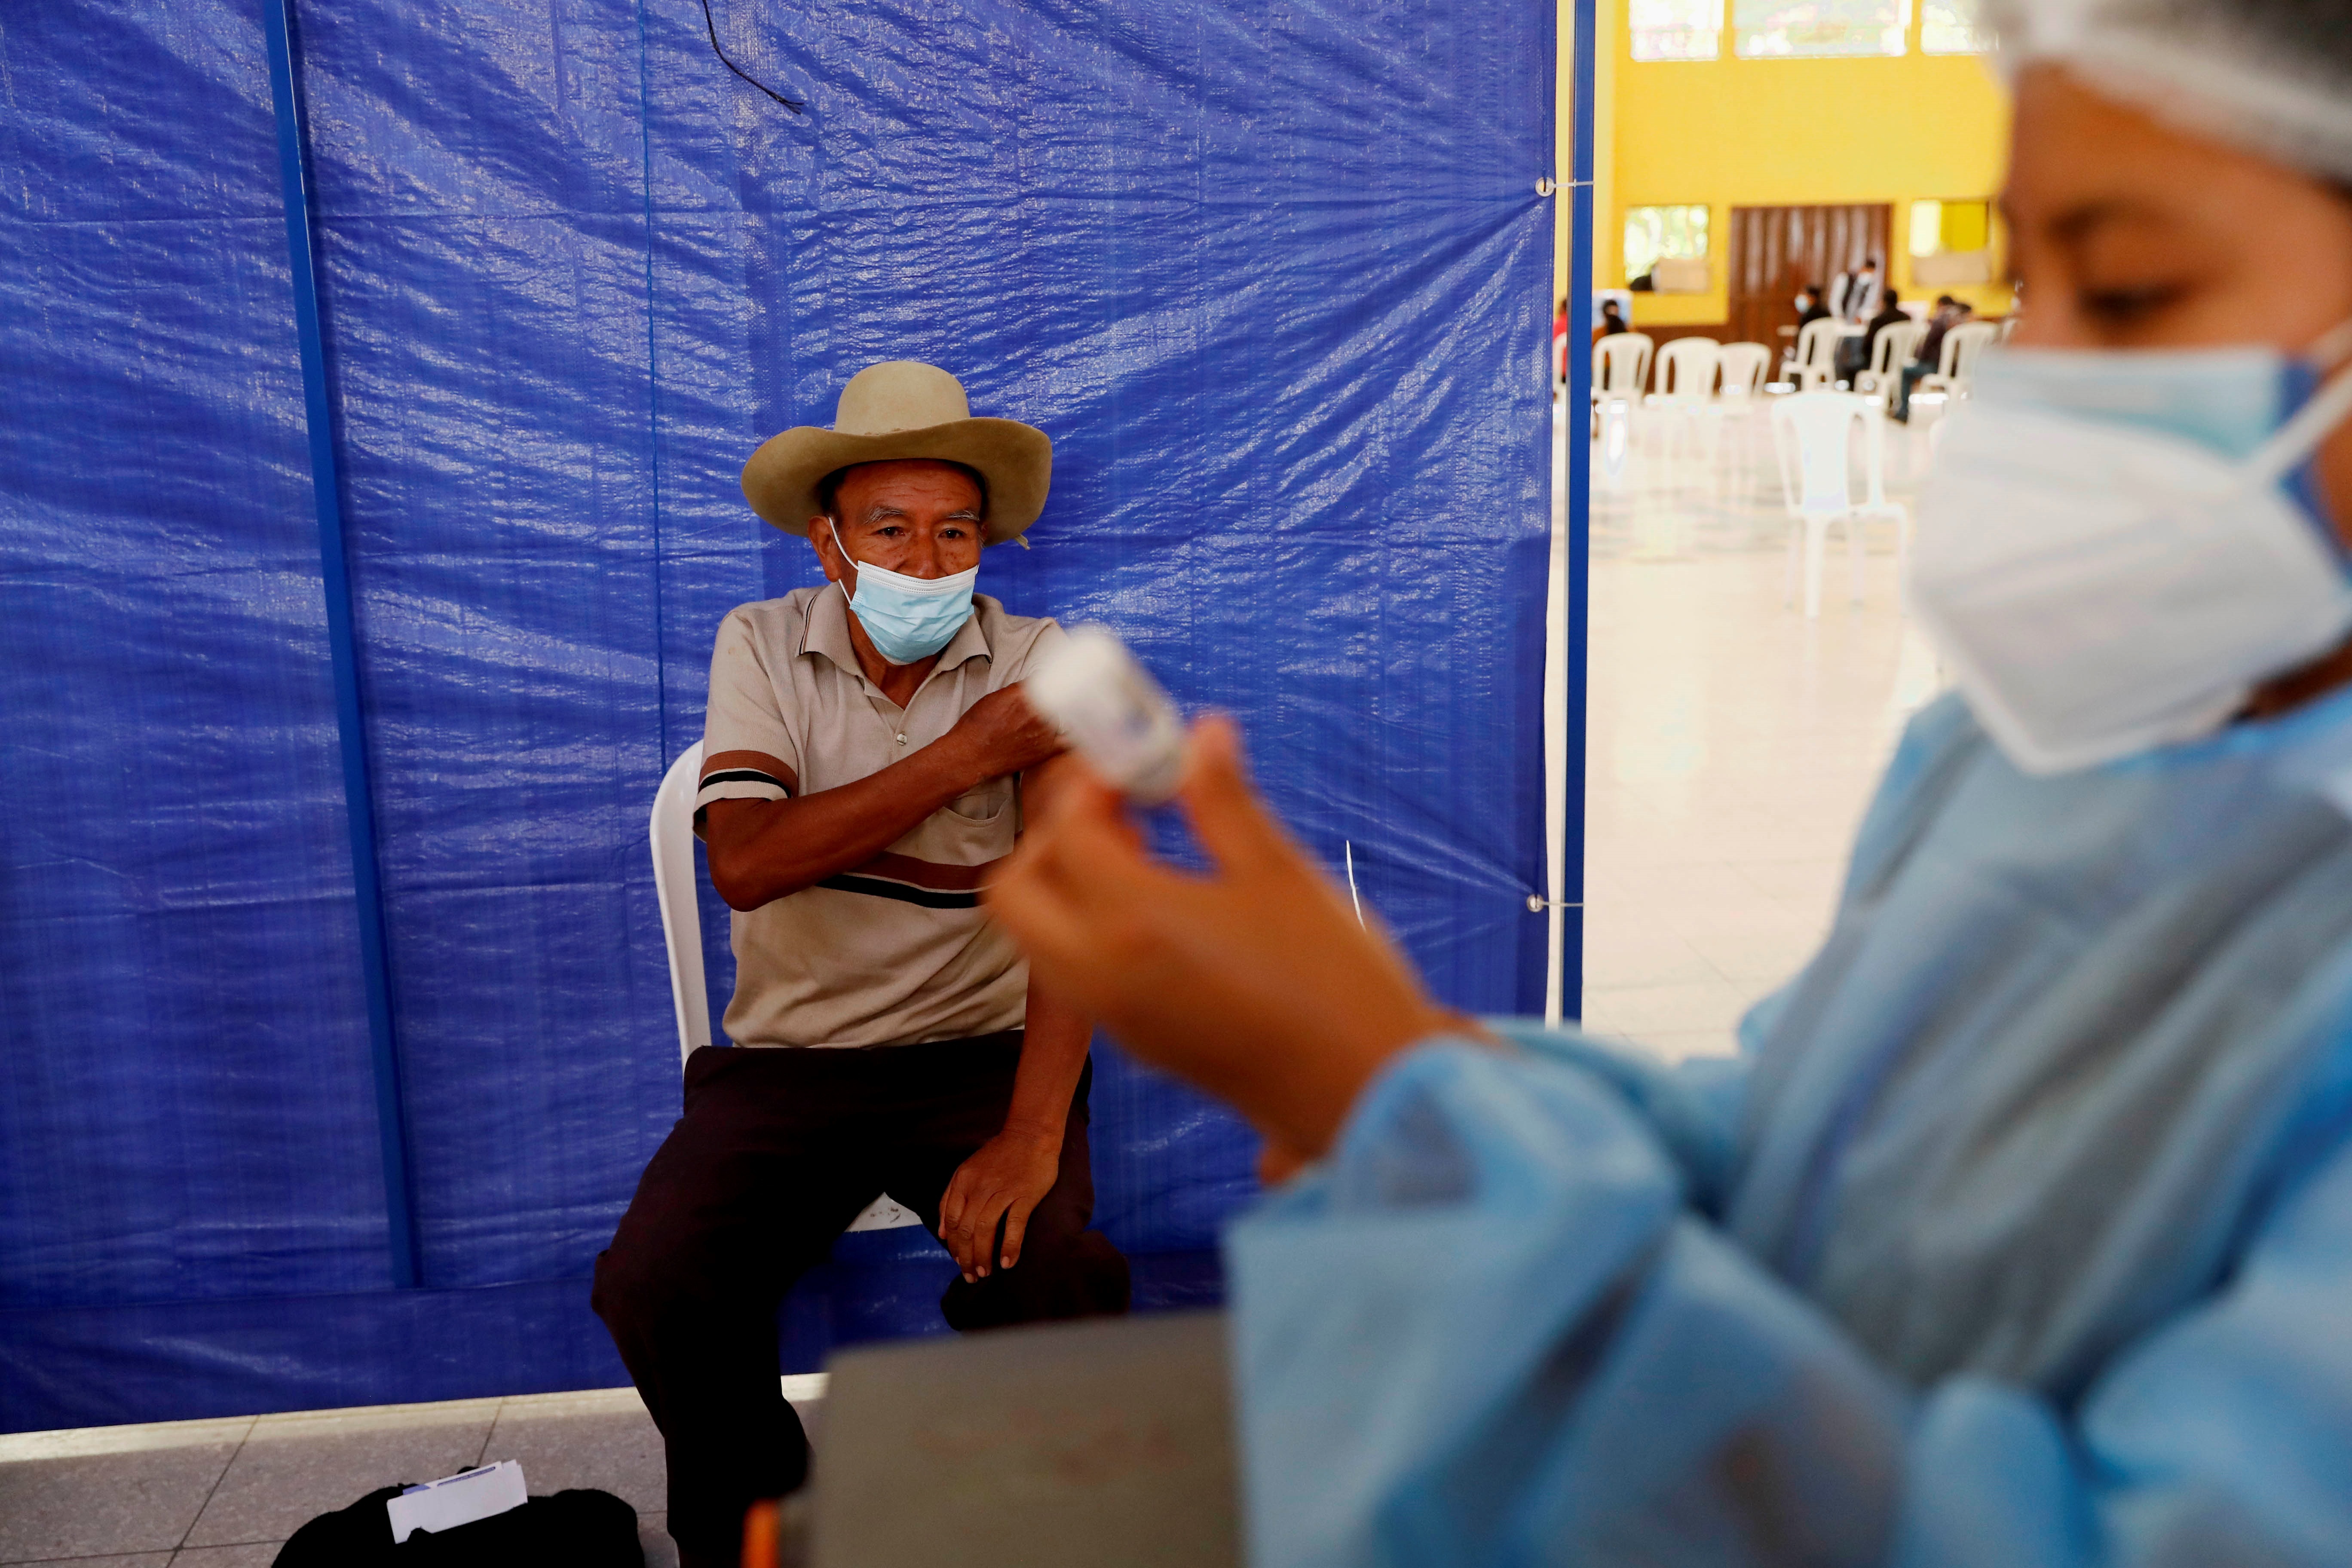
[1227,691,2352,1567]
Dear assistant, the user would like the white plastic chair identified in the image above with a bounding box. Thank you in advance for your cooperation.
[1919,319,1999,401]
[1642,337,1721,482]
[652,742,921,1233]
[1714,342,1772,402]
[1592,332,1655,401]
[1854,319,1926,412]
[1770,392,1909,620]
[1647,337,1719,406]
[1790,318,1845,390]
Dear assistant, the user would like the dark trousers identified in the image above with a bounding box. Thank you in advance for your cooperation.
[1895,361,1932,421]
[591,1032,1130,1568]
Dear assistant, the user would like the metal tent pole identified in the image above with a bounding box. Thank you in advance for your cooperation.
[261,0,422,1289]
[1550,0,1598,1026]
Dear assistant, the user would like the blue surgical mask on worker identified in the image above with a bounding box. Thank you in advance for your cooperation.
[828,518,979,665]
[1909,322,2352,775]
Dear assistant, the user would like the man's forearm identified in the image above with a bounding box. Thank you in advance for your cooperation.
[1002,977,1091,1148]
[705,741,988,909]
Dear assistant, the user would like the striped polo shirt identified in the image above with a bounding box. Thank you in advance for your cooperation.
[695,584,1063,1049]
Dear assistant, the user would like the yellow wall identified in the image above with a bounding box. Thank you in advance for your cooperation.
[1566,0,2014,328]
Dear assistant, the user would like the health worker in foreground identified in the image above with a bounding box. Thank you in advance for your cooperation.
[990,3,2352,1563]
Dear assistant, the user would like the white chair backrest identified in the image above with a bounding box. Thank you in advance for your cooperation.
[1654,337,1720,399]
[652,742,713,1066]
[1796,318,1844,382]
[1716,342,1772,398]
[1771,392,1886,516]
[1593,332,1655,397]
[1946,319,2000,383]
[1871,320,1926,378]
[1934,318,1991,379]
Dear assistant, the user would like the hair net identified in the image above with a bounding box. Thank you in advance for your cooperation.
[1989,0,2352,184]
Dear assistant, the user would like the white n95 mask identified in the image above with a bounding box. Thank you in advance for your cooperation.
[1908,327,2352,775]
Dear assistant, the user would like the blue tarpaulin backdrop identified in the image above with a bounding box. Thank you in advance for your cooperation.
[0,1,1554,1430]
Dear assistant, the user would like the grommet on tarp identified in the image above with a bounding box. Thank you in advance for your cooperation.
[1526,894,1583,913]
[1535,177,1556,196]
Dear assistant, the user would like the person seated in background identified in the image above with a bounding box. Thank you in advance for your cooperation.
[1896,294,1974,420]
[1795,281,1832,332]
[990,1,2352,1560]
[1785,282,1834,379]
[1917,291,1972,366]
[1840,284,1912,388]
[594,360,1129,1568]
[1863,285,1911,364]
[1596,298,1630,338]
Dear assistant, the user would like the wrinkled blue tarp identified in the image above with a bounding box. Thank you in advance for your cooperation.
[0,0,1553,1429]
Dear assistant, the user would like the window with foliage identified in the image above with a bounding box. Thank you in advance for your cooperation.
[1734,0,1908,57]
[1631,0,1724,60]
[1624,205,1710,285]
[1919,0,1990,52]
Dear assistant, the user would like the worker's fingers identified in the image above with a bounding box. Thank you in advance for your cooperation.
[993,781,1174,949]
[1178,716,1299,877]
[998,1194,1037,1271]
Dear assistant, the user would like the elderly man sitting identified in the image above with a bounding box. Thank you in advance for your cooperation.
[593,361,1130,1568]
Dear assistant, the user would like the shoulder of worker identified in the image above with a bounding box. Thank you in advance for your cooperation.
[969,593,1066,684]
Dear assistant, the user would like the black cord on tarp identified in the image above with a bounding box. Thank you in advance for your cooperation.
[701,0,805,113]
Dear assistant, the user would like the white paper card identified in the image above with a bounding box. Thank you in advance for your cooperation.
[385,1459,528,1543]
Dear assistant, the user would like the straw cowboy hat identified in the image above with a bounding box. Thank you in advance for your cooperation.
[740,361,1053,546]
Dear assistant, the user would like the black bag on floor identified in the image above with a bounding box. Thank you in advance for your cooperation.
[273,1483,643,1566]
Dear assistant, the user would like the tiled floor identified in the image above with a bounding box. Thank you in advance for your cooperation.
[1576,396,1946,1058]
[1,394,1942,1559]
[0,1378,827,1566]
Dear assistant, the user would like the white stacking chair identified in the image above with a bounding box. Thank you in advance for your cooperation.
[1647,337,1720,406]
[1790,317,1845,390]
[652,742,921,1233]
[1918,319,2000,402]
[1592,332,1655,402]
[1644,337,1721,483]
[1770,392,1909,620]
[1854,319,1926,412]
[1714,342,1772,402]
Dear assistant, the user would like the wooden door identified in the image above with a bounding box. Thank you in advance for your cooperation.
[1726,205,1892,348]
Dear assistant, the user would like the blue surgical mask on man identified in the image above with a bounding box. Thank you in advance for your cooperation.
[1910,322,2352,775]
[828,518,979,665]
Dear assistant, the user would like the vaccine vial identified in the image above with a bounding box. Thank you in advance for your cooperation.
[1025,625,1187,803]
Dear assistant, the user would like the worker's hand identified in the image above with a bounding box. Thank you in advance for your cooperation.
[938,1127,1062,1280]
[986,716,1468,1161]
[946,684,1066,785]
